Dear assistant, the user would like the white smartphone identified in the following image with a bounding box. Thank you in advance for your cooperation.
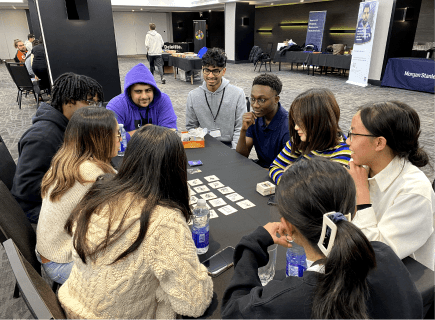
[202,246,235,277]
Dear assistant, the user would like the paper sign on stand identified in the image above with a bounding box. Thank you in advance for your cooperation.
[347,1,379,87]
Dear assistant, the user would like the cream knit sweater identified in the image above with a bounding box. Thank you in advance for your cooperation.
[58,196,213,319]
[36,161,105,263]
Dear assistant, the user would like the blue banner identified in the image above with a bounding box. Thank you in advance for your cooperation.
[347,1,379,87]
[305,11,327,52]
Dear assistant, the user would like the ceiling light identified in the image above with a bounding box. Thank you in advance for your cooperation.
[209,9,211,12]
[132,9,134,11]
[140,8,143,10]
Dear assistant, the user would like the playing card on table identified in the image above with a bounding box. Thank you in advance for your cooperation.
[217,187,234,194]
[208,181,225,189]
[204,175,220,182]
[188,187,196,196]
[208,198,227,207]
[225,193,244,202]
[218,205,238,215]
[209,209,218,219]
[193,185,210,193]
[200,192,217,200]
[187,168,202,174]
[236,199,256,209]
[188,179,203,186]
[189,196,198,205]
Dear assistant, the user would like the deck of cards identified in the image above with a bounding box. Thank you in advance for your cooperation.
[256,181,276,196]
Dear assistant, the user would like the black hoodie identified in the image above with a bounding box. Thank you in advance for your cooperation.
[11,102,68,223]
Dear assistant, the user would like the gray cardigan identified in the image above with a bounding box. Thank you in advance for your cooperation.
[185,78,247,149]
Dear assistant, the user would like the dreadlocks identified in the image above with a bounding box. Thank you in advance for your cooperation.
[51,73,104,112]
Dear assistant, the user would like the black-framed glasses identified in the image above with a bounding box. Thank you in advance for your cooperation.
[347,130,377,142]
[203,68,223,76]
[86,99,103,107]
[250,96,275,106]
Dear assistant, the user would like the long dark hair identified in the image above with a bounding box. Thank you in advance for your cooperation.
[289,88,342,155]
[359,101,429,167]
[65,125,191,264]
[41,107,117,201]
[276,158,376,319]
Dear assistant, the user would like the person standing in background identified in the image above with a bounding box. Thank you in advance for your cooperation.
[145,23,166,84]
[24,34,35,52]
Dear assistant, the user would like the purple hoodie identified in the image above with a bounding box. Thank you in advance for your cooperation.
[107,63,177,141]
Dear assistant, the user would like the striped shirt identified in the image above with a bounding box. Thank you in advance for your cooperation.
[269,138,351,184]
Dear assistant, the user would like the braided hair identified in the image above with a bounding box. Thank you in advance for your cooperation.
[51,73,104,113]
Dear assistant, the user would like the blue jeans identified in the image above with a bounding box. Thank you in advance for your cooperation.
[35,250,73,284]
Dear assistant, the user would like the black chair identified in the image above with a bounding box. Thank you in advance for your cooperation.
[249,46,263,71]
[5,62,45,109]
[0,180,60,299]
[3,239,66,319]
[0,134,16,191]
[402,257,434,319]
[257,42,273,72]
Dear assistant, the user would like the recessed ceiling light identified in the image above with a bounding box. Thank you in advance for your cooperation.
[271,3,274,5]
[209,9,211,12]
[132,9,134,11]
[140,8,143,10]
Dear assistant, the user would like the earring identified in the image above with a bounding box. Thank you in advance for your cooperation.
[285,234,294,243]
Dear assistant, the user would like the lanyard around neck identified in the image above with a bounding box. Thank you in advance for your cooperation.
[204,87,226,123]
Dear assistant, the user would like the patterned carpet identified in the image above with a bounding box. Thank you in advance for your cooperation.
[0,56,434,318]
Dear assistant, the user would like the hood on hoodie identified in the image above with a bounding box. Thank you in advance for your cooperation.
[147,30,158,36]
[124,63,162,105]
[32,102,68,130]
[200,77,230,94]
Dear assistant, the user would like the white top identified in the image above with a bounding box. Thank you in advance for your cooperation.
[145,30,164,56]
[352,156,435,270]
[36,161,105,263]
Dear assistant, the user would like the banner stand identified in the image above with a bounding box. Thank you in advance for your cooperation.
[347,1,379,87]
[193,20,206,54]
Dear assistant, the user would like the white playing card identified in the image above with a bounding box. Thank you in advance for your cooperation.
[204,175,220,182]
[188,179,203,186]
[236,199,256,209]
[225,193,244,202]
[189,196,198,205]
[208,181,225,189]
[217,187,235,194]
[218,205,238,215]
[208,198,227,207]
[188,188,196,196]
[209,209,218,219]
[200,192,217,200]
[193,185,210,193]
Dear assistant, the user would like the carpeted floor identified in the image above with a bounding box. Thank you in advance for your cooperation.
[0,56,433,318]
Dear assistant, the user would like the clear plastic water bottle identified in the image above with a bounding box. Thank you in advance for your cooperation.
[192,199,209,255]
[286,242,307,277]
[118,124,127,157]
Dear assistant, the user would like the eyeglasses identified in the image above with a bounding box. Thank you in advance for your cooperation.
[203,68,223,76]
[116,130,122,142]
[250,96,274,105]
[347,129,377,142]
[86,99,103,107]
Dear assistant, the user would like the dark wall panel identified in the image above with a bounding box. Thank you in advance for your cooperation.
[414,0,434,43]
[235,3,255,61]
[254,0,361,53]
[386,0,423,59]
[33,0,121,101]
[172,11,224,50]
[27,0,41,39]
